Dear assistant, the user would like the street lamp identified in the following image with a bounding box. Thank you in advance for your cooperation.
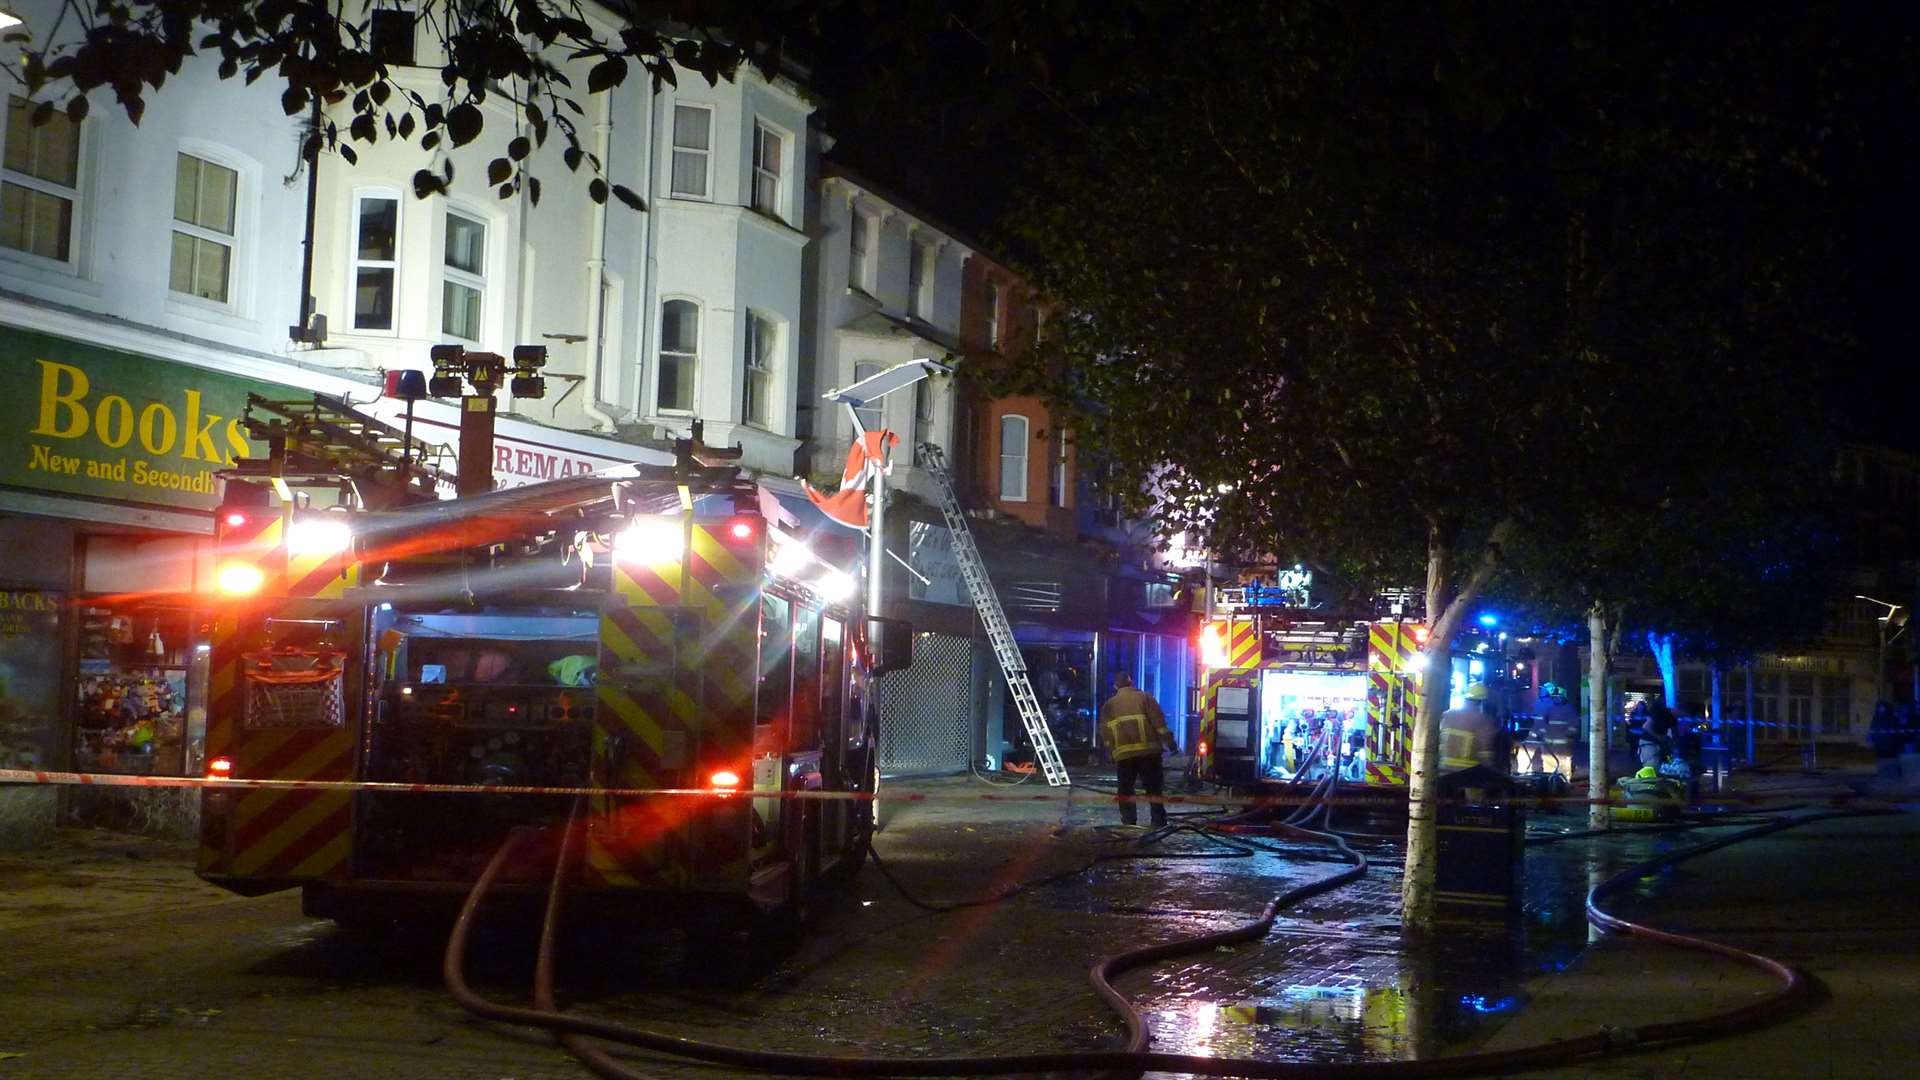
[1855,595,1906,710]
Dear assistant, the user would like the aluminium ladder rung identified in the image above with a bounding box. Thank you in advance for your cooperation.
[918,444,1069,786]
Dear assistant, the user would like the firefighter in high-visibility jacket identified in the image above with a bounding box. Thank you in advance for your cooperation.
[1439,682,1503,772]
[1099,672,1177,827]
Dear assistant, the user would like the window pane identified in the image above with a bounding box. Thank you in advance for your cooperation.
[444,213,485,275]
[671,150,707,197]
[821,617,844,745]
[914,378,931,423]
[175,154,235,234]
[357,197,397,261]
[36,109,79,187]
[173,154,199,223]
[658,354,694,411]
[354,267,395,329]
[443,280,482,339]
[753,171,778,214]
[1,181,71,261]
[172,234,230,302]
[790,604,821,748]
[673,105,710,151]
[6,97,80,187]
[756,594,792,727]
[1000,416,1028,500]
[661,299,697,353]
[197,158,236,234]
[2,97,30,176]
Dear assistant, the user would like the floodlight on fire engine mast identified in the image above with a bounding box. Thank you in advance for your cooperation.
[822,358,953,619]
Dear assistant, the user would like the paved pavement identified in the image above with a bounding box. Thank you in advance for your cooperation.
[0,766,1908,1078]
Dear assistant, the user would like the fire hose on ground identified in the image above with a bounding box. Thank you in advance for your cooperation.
[444,799,1891,1079]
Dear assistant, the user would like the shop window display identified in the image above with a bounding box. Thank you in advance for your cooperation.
[75,606,204,775]
[0,588,64,771]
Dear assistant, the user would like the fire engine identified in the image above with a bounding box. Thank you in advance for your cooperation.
[195,394,909,932]
[1192,586,1430,791]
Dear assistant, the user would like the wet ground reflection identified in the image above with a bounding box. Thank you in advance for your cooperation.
[1091,810,1708,1065]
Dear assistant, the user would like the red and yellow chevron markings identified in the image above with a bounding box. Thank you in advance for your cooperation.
[589,518,761,891]
[1365,623,1424,786]
[198,614,353,879]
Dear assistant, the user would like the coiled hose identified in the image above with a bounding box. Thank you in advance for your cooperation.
[446,804,1885,1078]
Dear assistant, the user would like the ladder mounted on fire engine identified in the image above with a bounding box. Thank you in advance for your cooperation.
[917,444,1069,786]
[228,393,455,509]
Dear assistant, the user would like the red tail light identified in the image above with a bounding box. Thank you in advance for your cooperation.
[222,511,249,529]
[208,756,233,778]
[725,518,758,541]
[708,768,742,790]
[1198,741,1209,757]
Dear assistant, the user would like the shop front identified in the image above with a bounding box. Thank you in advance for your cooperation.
[0,325,303,841]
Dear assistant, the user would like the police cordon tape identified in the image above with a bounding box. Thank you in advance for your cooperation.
[0,766,1895,810]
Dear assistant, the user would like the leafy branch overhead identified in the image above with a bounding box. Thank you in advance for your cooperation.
[3,0,803,206]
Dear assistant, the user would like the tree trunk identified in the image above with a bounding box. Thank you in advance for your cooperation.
[1401,518,1513,934]
[1588,604,1612,831]
[1647,632,1677,709]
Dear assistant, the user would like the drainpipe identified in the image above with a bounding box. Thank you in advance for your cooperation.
[578,89,617,433]
[292,96,323,344]
[638,82,660,427]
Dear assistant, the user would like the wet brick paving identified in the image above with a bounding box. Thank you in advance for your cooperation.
[0,788,1739,1078]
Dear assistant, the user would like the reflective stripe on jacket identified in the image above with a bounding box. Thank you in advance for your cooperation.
[1101,687,1169,761]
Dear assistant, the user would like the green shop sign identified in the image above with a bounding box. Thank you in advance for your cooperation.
[1,325,290,510]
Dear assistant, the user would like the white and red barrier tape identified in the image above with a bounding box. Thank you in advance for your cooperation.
[0,767,1886,809]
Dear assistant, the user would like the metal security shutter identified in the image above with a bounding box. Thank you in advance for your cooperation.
[875,632,975,777]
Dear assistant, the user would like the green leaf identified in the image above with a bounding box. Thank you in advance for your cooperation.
[507,136,530,161]
[338,143,358,166]
[446,102,483,147]
[563,146,582,172]
[610,184,645,212]
[64,96,89,123]
[588,178,608,204]
[527,176,542,205]
[587,57,627,94]
[412,169,441,199]
[398,112,415,138]
[487,158,511,185]
[281,86,304,115]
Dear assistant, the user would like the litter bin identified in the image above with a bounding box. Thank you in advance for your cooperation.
[1434,765,1524,924]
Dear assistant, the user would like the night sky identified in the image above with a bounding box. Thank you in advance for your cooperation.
[804,4,1920,455]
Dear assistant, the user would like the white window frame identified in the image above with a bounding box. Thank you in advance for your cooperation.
[986,281,1003,349]
[751,121,787,220]
[0,93,87,273]
[909,241,932,320]
[848,209,871,292]
[440,204,489,344]
[168,150,240,309]
[670,102,713,200]
[851,361,883,434]
[656,296,701,415]
[348,188,402,335]
[999,414,1030,502]
[742,310,776,429]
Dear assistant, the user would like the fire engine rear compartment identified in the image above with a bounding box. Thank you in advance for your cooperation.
[355,603,600,885]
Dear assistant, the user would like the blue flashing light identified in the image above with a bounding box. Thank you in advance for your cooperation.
[1478,613,1499,627]
[1459,994,1519,1013]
